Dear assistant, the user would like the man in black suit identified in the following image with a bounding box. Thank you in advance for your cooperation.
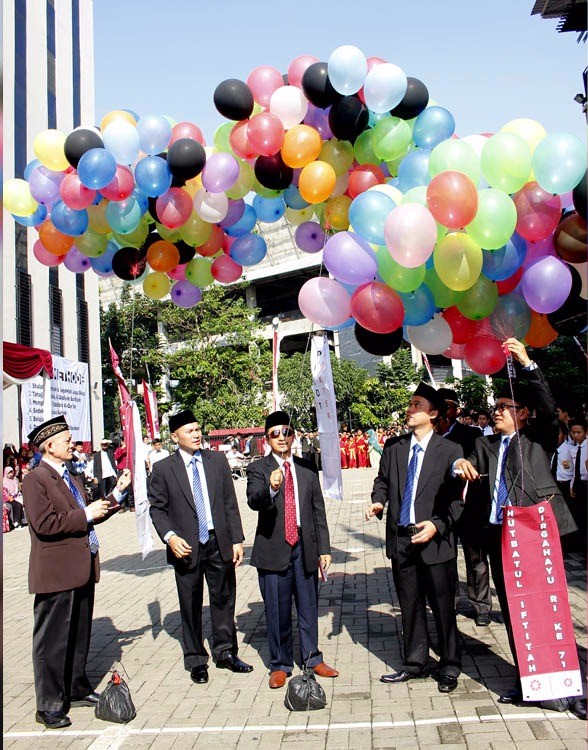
[246,411,338,689]
[436,387,493,626]
[366,383,464,693]
[149,410,252,685]
[455,339,585,718]
[91,439,117,499]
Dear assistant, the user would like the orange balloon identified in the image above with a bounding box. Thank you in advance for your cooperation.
[324,195,351,231]
[87,200,112,234]
[147,240,180,272]
[426,170,479,229]
[523,310,558,348]
[298,161,336,205]
[100,109,137,131]
[281,125,322,168]
[38,219,74,255]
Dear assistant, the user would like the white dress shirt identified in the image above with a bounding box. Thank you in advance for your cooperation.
[270,454,301,526]
[405,430,435,524]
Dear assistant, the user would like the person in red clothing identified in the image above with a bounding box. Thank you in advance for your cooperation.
[339,432,348,469]
[347,433,357,469]
[355,429,369,468]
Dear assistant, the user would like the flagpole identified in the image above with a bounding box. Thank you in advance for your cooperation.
[272,317,280,412]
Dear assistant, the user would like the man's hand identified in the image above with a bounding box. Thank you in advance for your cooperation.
[232,543,244,567]
[320,554,332,572]
[116,469,132,492]
[503,337,532,368]
[365,502,384,520]
[454,458,479,481]
[168,535,192,559]
[411,520,437,544]
[87,499,111,521]
[270,468,283,491]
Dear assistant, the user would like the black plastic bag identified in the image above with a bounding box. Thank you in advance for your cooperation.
[95,670,136,724]
[284,666,327,711]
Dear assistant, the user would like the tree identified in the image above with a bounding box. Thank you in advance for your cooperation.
[446,374,492,412]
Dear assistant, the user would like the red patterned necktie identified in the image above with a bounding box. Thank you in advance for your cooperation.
[283,461,298,546]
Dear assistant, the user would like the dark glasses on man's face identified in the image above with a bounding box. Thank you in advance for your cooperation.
[267,427,294,439]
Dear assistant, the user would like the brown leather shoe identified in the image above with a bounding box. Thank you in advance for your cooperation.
[269,670,288,689]
[312,662,339,678]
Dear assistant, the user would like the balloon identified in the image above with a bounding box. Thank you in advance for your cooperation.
[298,161,336,204]
[429,139,480,183]
[64,128,104,168]
[12,203,48,226]
[100,165,134,202]
[214,79,254,120]
[501,118,546,153]
[378,249,425,292]
[252,195,285,223]
[193,189,228,223]
[229,233,267,266]
[513,182,562,242]
[385,203,437,268]
[496,267,524,295]
[406,314,453,355]
[77,148,117,190]
[283,185,309,210]
[28,166,65,206]
[532,132,587,194]
[136,114,172,155]
[3,178,38,216]
[247,66,284,107]
[350,282,404,333]
[426,171,478,229]
[349,190,395,245]
[328,45,367,95]
[201,152,239,194]
[225,204,257,237]
[195,224,224,257]
[354,323,403,355]
[301,62,340,108]
[547,294,587,335]
[553,212,587,263]
[287,54,319,88]
[50,201,89,236]
[489,292,531,340]
[466,189,517,250]
[400,285,435,326]
[102,120,140,165]
[170,280,202,308]
[424,267,463,308]
[413,106,455,149]
[397,149,431,191]
[347,164,385,197]
[146,240,180,272]
[464,336,506,375]
[75,229,109,257]
[33,239,66,266]
[328,95,369,143]
[294,221,326,253]
[298,277,352,327]
[105,197,141,234]
[320,139,355,176]
[281,124,322,168]
[353,129,379,166]
[33,129,69,171]
[480,133,531,193]
[89,241,118,276]
[482,233,526,280]
[60,172,96,209]
[323,231,378,285]
[185,257,214,287]
[100,110,137,131]
[324,194,351,230]
[143,271,171,300]
[433,232,482,291]
[371,117,412,162]
[442,306,480,344]
[269,85,308,130]
[225,159,255,200]
[523,311,558,348]
[303,102,333,139]
[390,77,429,119]
[573,169,587,220]
[247,112,285,156]
[254,153,293,190]
[218,199,246,230]
[112,246,148,280]
[134,155,172,197]
[286,205,315,226]
[64,246,92,273]
[363,63,407,113]
[167,138,206,182]
[87,200,111,234]
[443,342,467,360]
[170,121,205,146]
[522,255,573,313]
[456,276,498,319]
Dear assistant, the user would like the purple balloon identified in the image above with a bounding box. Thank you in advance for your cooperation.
[304,103,333,139]
[201,152,239,193]
[523,233,556,268]
[521,256,572,314]
[28,165,65,206]
[218,198,246,229]
[171,280,202,308]
[295,221,326,253]
[323,231,378,285]
[64,246,92,273]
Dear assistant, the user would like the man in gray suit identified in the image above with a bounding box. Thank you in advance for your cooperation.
[149,410,252,685]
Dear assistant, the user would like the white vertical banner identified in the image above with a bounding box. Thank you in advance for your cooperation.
[310,334,343,500]
[130,400,154,559]
[272,324,282,412]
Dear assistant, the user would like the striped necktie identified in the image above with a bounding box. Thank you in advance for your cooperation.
[190,455,210,544]
[63,467,99,553]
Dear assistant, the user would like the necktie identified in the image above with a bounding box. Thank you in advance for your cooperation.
[573,445,582,494]
[63,467,99,553]
[283,461,298,546]
[190,455,209,544]
[399,444,422,527]
[496,437,511,523]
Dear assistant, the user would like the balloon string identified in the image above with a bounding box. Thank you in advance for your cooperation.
[507,354,525,503]
[573,336,588,361]
[128,292,137,387]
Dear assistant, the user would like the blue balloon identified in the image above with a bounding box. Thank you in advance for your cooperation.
[89,240,118,276]
[77,148,117,190]
[398,149,431,191]
[413,106,455,149]
[482,232,526,281]
[284,185,310,210]
[24,158,41,180]
[134,155,172,197]
[225,204,257,237]
[399,285,436,326]
[252,195,286,223]
[348,191,395,245]
[50,200,89,236]
[12,203,48,227]
[230,233,267,266]
[105,197,142,234]
[131,187,149,215]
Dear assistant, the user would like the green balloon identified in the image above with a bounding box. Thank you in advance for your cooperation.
[74,229,109,257]
[424,267,464,308]
[466,189,517,250]
[429,139,480,183]
[456,275,498,320]
[481,132,532,194]
[156,223,182,243]
[372,116,412,162]
[113,216,149,248]
[213,121,234,153]
[378,247,426,293]
[353,129,378,165]
[185,257,213,288]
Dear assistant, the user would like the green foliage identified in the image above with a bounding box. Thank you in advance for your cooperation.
[446,374,492,411]
[526,336,586,410]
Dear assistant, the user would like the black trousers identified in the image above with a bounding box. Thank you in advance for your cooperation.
[458,530,492,616]
[392,537,461,677]
[98,476,116,500]
[174,533,237,670]
[32,570,95,712]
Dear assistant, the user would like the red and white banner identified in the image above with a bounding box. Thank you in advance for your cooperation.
[109,340,131,405]
[142,380,160,440]
[272,327,281,411]
[502,503,582,702]
[421,353,437,387]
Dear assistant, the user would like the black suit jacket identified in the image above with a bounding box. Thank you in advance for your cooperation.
[371,432,464,564]
[443,421,480,458]
[92,449,116,482]
[246,454,330,575]
[149,449,244,569]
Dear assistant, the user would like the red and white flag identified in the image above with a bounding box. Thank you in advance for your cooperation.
[272,326,282,412]
[142,380,160,440]
[108,339,131,405]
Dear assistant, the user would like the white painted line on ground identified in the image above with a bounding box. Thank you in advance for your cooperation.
[4,710,575,741]
[345,547,365,553]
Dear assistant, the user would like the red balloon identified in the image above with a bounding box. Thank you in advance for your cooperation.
[229,120,258,160]
[426,171,478,229]
[247,112,285,157]
[196,224,224,257]
[347,164,386,198]
[100,165,134,202]
[350,281,404,334]
[496,267,524,295]
[523,310,558,348]
[442,306,479,344]
[211,253,243,283]
[464,335,506,375]
[170,121,205,146]
[512,181,561,242]
[443,342,466,359]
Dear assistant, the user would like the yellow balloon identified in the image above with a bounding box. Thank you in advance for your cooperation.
[284,206,315,225]
[100,109,137,131]
[298,161,336,204]
[87,200,111,234]
[143,271,171,300]
[225,160,255,200]
[155,223,181,243]
[4,178,38,216]
[179,210,213,245]
[324,195,351,231]
[33,129,69,171]
[74,230,109,257]
[501,118,547,154]
[434,232,483,291]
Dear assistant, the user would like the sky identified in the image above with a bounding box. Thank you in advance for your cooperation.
[93,0,587,145]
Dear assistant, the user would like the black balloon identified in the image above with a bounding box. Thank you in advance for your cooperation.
[547,294,587,336]
[354,323,404,356]
[175,240,196,264]
[254,153,294,190]
[328,96,369,143]
[112,247,148,281]
[301,62,340,109]
[147,197,159,222]
[390,77,429,120]
[214,79,254,121]
[64,128,104,168]
[573,169,587,221]
[167,138,206,182]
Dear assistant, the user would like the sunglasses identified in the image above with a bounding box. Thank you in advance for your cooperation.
[492,403,522,414]
[267,426,294,439]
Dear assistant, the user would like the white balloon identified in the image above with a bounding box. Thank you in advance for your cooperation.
[269,86,308,131]
[193,189,228,223]
[407,314,453,355]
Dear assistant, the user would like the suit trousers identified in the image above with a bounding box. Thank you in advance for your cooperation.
[458,532,492,616]
[174,532,237,670]
[32,567,95,711]
[392,536,461,677]
[98,476,116,500]
[258,540,322,673]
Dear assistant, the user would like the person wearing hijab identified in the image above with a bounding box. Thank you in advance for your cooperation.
[3,465,26,528]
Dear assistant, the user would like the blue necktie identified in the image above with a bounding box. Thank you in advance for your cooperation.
[190,455,210,544]
[399,444,422,527]
[495,437,511,523]
[63,467,99,553]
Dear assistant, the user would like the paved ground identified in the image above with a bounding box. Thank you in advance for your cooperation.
[3,467,587,749]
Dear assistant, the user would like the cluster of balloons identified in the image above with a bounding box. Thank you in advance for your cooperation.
[4,44,587,374]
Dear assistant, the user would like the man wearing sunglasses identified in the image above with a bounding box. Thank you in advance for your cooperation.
[246,411,337,689]
[454,338,584,718]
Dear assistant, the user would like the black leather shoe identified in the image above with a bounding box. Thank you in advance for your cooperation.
[70,691,101,707]
[35,710,72,729]
[215,654,253,673]
[569,698,587,720]
[190,665,209,684]
[475,613,491,626]
[498,687,523,704]
[380,670,427,683]
[438,675,458,693]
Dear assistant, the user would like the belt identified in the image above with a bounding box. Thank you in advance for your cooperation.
[397,524,419,537]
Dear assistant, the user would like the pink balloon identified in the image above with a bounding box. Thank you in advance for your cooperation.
[229,120,258,160]
[523,233,556,268]
[33,239,65,266]
[287,55,319,88]
[156,188,193,229]
[298,277,352,327]
[384,203,437,268]
[443,342,467,359]
[247,112,285,157]
[464,335,506,375]
[247,66,284,107]
[513,182,561,242]
[211,254,243,284]
[100,165,134,202]
[350,282,404,334]
[167,262,188,281]
[521,255,572,313]
[170,121,205,146]
[60,172,97,209]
